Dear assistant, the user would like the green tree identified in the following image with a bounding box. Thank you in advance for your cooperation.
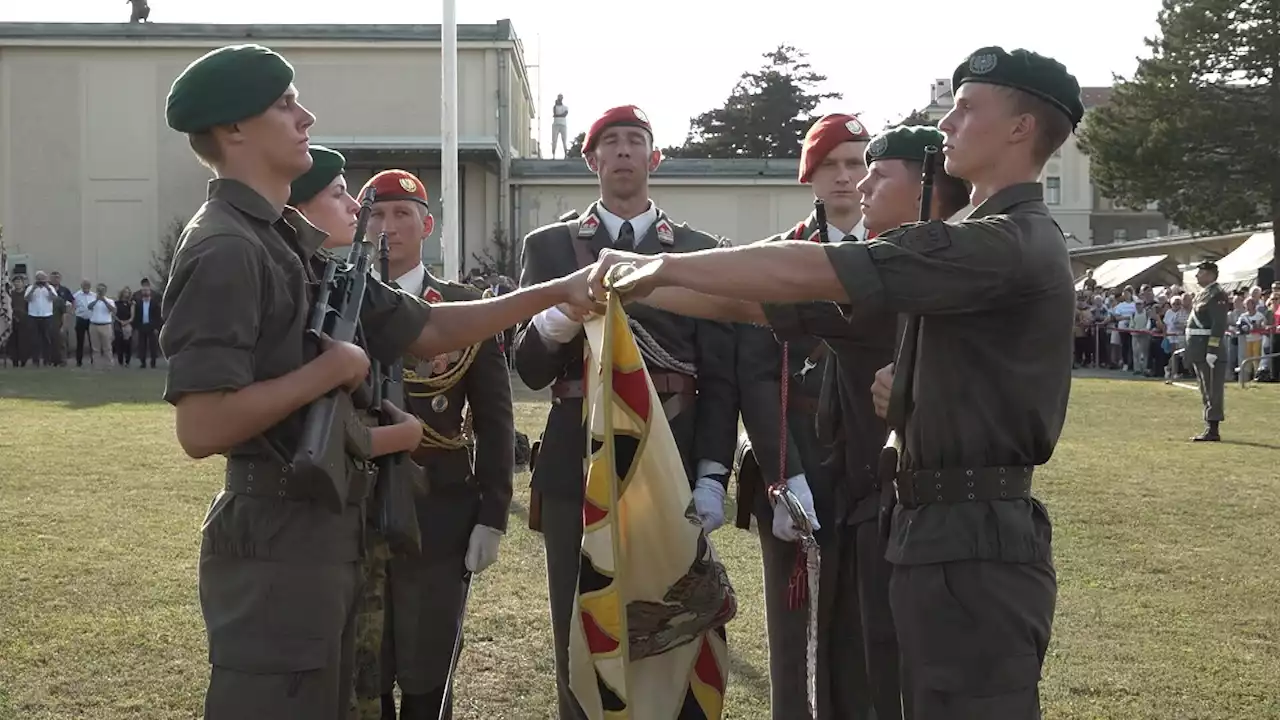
[565,131,585,158]
[663,45,841,159]
[150,217,185,294]
[892,109,938,128]
[1078,0,1279,273]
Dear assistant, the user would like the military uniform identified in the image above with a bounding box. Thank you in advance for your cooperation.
[287,147,404,720]
[763,46,1085,719]
[360,171,516,720]
[1184,261,1229,441]
[514,102,737,720]
[160,45,433,720]
[757,218,904,720]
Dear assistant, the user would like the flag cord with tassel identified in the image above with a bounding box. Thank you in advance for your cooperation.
[773,341,820,717]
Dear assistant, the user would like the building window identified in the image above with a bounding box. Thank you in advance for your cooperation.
[1044,176,1062,205]
[1113,228,1128,242]
[1145,228,1160,239]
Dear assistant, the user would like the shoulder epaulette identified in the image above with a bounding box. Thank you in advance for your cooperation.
[558,210,580,222]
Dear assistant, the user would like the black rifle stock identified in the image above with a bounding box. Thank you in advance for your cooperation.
[813,198,830,244]
[877,145,939,538]
[292,186,378,513]
[371,231,426,556]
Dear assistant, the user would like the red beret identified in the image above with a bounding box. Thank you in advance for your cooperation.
[798,114,871,184]
[583,105,653,154]
[359,169,430,209]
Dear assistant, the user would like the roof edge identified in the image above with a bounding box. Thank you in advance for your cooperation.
[0,21,518,44]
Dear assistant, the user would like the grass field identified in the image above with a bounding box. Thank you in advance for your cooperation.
[1,367,1278,720]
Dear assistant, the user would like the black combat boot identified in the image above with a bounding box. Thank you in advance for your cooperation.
[380,693,396,720]
[1192,421,1221,441]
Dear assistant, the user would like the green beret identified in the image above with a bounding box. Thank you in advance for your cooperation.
[289,146,346,206]
[865,125,944,166]
[952,46,1084,127]
[165,44,295,133]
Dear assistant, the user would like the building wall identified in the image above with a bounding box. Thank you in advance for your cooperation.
[0,42,523,289]
[512,183,817,247]
[1039,137,1092,243]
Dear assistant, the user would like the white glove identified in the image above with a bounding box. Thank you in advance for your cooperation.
[464,524,504,574]
[1206,353,1217,368]
[692,478,726,533]
[531,306,586,344]
[772,475,821,542]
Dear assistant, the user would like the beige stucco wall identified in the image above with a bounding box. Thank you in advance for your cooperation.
[0,42,527,290]
[513,183,819,247]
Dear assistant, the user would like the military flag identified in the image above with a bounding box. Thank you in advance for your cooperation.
[568,291,737,720]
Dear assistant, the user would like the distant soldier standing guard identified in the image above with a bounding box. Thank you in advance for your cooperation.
[1184,260,1228,441]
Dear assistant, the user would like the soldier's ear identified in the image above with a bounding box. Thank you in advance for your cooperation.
[423,212,435,238]
[585,151,599,174]
[648,149,662,173]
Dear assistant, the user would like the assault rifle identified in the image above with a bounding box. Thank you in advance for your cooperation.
[370,231,426,555]
[877,145,939,538]
[293,186,378,513]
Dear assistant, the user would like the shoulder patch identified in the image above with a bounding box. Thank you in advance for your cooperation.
[896,221,951,254]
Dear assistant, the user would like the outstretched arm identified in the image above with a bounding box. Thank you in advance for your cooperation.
[409,270,587,360]
[637,288,767,325]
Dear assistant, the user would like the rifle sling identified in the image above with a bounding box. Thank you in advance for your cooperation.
[885,314,920,441]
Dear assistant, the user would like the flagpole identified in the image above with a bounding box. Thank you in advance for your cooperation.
[441,0,460,280]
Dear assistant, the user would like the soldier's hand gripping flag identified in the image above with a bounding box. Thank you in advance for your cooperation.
[568,279,737,720]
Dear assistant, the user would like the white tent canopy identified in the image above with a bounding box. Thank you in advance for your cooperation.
[1215,231,1274,285]
[1076,254,1168,291]
[1181,231,1275,291]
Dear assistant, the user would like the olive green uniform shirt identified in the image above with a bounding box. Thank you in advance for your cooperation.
[768,183,1073,566]
[160,179,433,564]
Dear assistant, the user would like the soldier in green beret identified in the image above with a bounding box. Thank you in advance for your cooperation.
[584,45,1084,719]
[287,145,407,720]
[290,145,360,246]
[159,43,598,720]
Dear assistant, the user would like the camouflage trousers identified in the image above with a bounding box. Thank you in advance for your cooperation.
[348,530,392,720]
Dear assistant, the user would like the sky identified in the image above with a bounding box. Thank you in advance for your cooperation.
[1,0,1166,150]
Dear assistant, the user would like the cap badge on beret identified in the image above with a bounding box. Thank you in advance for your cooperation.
[868,135,889,158]
[633,107,648,123]
[399,177,418,193]
[845,118,865,136]
[969,52,998,75]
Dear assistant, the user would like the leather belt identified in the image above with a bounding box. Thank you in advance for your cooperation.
[224,457,372,505]
[551,372,696,399]
[896,465,1033,508]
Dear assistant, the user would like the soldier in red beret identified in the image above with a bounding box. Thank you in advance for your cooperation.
[511,105,739,720]
[360,169,515,720]
[734,112,896,720]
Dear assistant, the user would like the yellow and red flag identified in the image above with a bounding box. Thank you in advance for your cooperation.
[568,292,737,720]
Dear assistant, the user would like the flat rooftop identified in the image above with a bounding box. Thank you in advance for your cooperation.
[0,21,520,43]
[512,158,800,179]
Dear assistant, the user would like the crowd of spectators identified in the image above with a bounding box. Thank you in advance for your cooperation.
[1074,274,1279,384]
